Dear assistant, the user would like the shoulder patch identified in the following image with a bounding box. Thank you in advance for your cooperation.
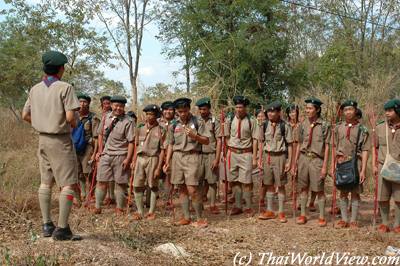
[360,125,368,133]
[377,120,385,125]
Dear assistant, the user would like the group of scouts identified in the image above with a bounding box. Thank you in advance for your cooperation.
[22,50,400,241]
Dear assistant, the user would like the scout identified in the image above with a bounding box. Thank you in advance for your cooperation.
[196,97,222,214]
[292,97,330,226]
[164,98,210,227]
[22,51,81,240]
[373,99,400,233]
[93,96,135,214]
[333,100,370,228]
[258,101,293,223]
[255,108,268,209]
[131,104,166,220]
[74,93,100,200]
[224,96,259,217]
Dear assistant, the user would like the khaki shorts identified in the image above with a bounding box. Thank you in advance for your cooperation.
[77,145,94,179]
[38,134,78,188]
[171,152,200,186]
[297,153,325,192]
[227,150,253,184]
[378,163,400,202]
[199,153,218,184]
[262,152,287,187]
[133,155,159,188]
[97,154,130,184]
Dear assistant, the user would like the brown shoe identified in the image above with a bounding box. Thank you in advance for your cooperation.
[349,221,359,229]
[393,226,400,233]
[318,218,327,227]
[296,215,307,224]
[278,212,287,223]
[335,220,349,228]
[145,212,156,220]
[209,206,220,215]
[175,217,191,226]
[377,224,390,233]
[115,208,125,215]
[92,207,101,214]
[308,203,316,212]
[230,207,243,215]
[132,212,142,220]
[243,208,255,218]
[258,210,276,220]
[192,219,208,228]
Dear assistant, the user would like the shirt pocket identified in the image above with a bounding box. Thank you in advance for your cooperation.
[174,131,184,146]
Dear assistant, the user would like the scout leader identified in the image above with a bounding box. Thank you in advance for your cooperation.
[258,101,293,223]
[74,93,100,200]
[333,100,370,229]
[224,96,260,217]
[373,99,400,233]
[93,96,135,214]
[163,98,210,227]
[292,97,330,226]
[131,104,166,220]
[22,51,81,240]
[196,97,222,214]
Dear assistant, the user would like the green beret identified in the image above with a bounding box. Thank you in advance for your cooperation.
[266,101,282,112]
[100,95,111,102]
[340,100,357,109]
[127,111,137,119]
[110,96,127,104]
[161,101,174,110]
[233,95,250,106]
[143,104,160,114]
[384,99,400,110]
[305,97,323,106]
[195,97,211,107]
[173,97,192,108]
[77,93,91,103]
[42,51,68,66]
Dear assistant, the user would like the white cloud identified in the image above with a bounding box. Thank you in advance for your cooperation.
[138,66,155,77]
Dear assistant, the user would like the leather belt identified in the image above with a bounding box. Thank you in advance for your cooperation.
[228,147,253,154]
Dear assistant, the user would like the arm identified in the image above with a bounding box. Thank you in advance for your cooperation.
[163,144,173,173]
[286,143,292,171]
[360,150,368,183]
[252,139,258,168]
[66,110,78,128]
[22,111,31,124]
[321,143,329,178]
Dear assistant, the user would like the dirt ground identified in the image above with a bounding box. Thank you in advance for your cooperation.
[1,186,400,265]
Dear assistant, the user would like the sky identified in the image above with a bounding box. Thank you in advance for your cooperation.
[0,0,185,96]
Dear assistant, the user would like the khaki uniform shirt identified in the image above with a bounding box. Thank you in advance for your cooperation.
[334,122,370,157]
[261,121,293,152]
[198,115,221,153]
[376,122,400,164]
[290,123,300,143]
[224,115,260,149]
[99,112,135,155]
[136,123,166,156]
[80,112,100,144]
[23,80,80,134]
[167,115,208,152]
[299,118,331,158]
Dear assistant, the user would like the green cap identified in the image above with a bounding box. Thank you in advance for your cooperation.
[77,93,91,103]
[173,97,192,108]
[384,99,400,110]
[305,97,323,106]
[266,101,282,112]
[42,51,68,66]
[340,100,357,109]
[110,96,127,104]
[233,95,250,106]
[143,104,160,114]
[195,97,211,108]
[161,101,174,110]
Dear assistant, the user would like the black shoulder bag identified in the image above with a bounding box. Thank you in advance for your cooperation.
[335,127,362,189]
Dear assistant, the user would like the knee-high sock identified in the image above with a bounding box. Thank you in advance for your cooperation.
[233,184,242,209]
[278,193,285,213]
[95,185,106,209]
[109,181,115,200]
[181,195,190,220]
[38,186,52,223]
[267,192,275,212]
[300,192,307,216]
[149,189,157,214]
[58,187,76,228]
[379,202,390,226]
[318,195,326,219]
[350,199,360,222]
[209,184,217,206]
[115,183,127,209]
[243,191,252,209]
[394,202,400,227]
[134,190,144,215]
[339,198,349,222]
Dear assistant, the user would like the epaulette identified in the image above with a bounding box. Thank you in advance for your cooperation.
[360,124,368,133]
[138,123,145,128]
[377,120,385,125]
[125,115,133,122]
